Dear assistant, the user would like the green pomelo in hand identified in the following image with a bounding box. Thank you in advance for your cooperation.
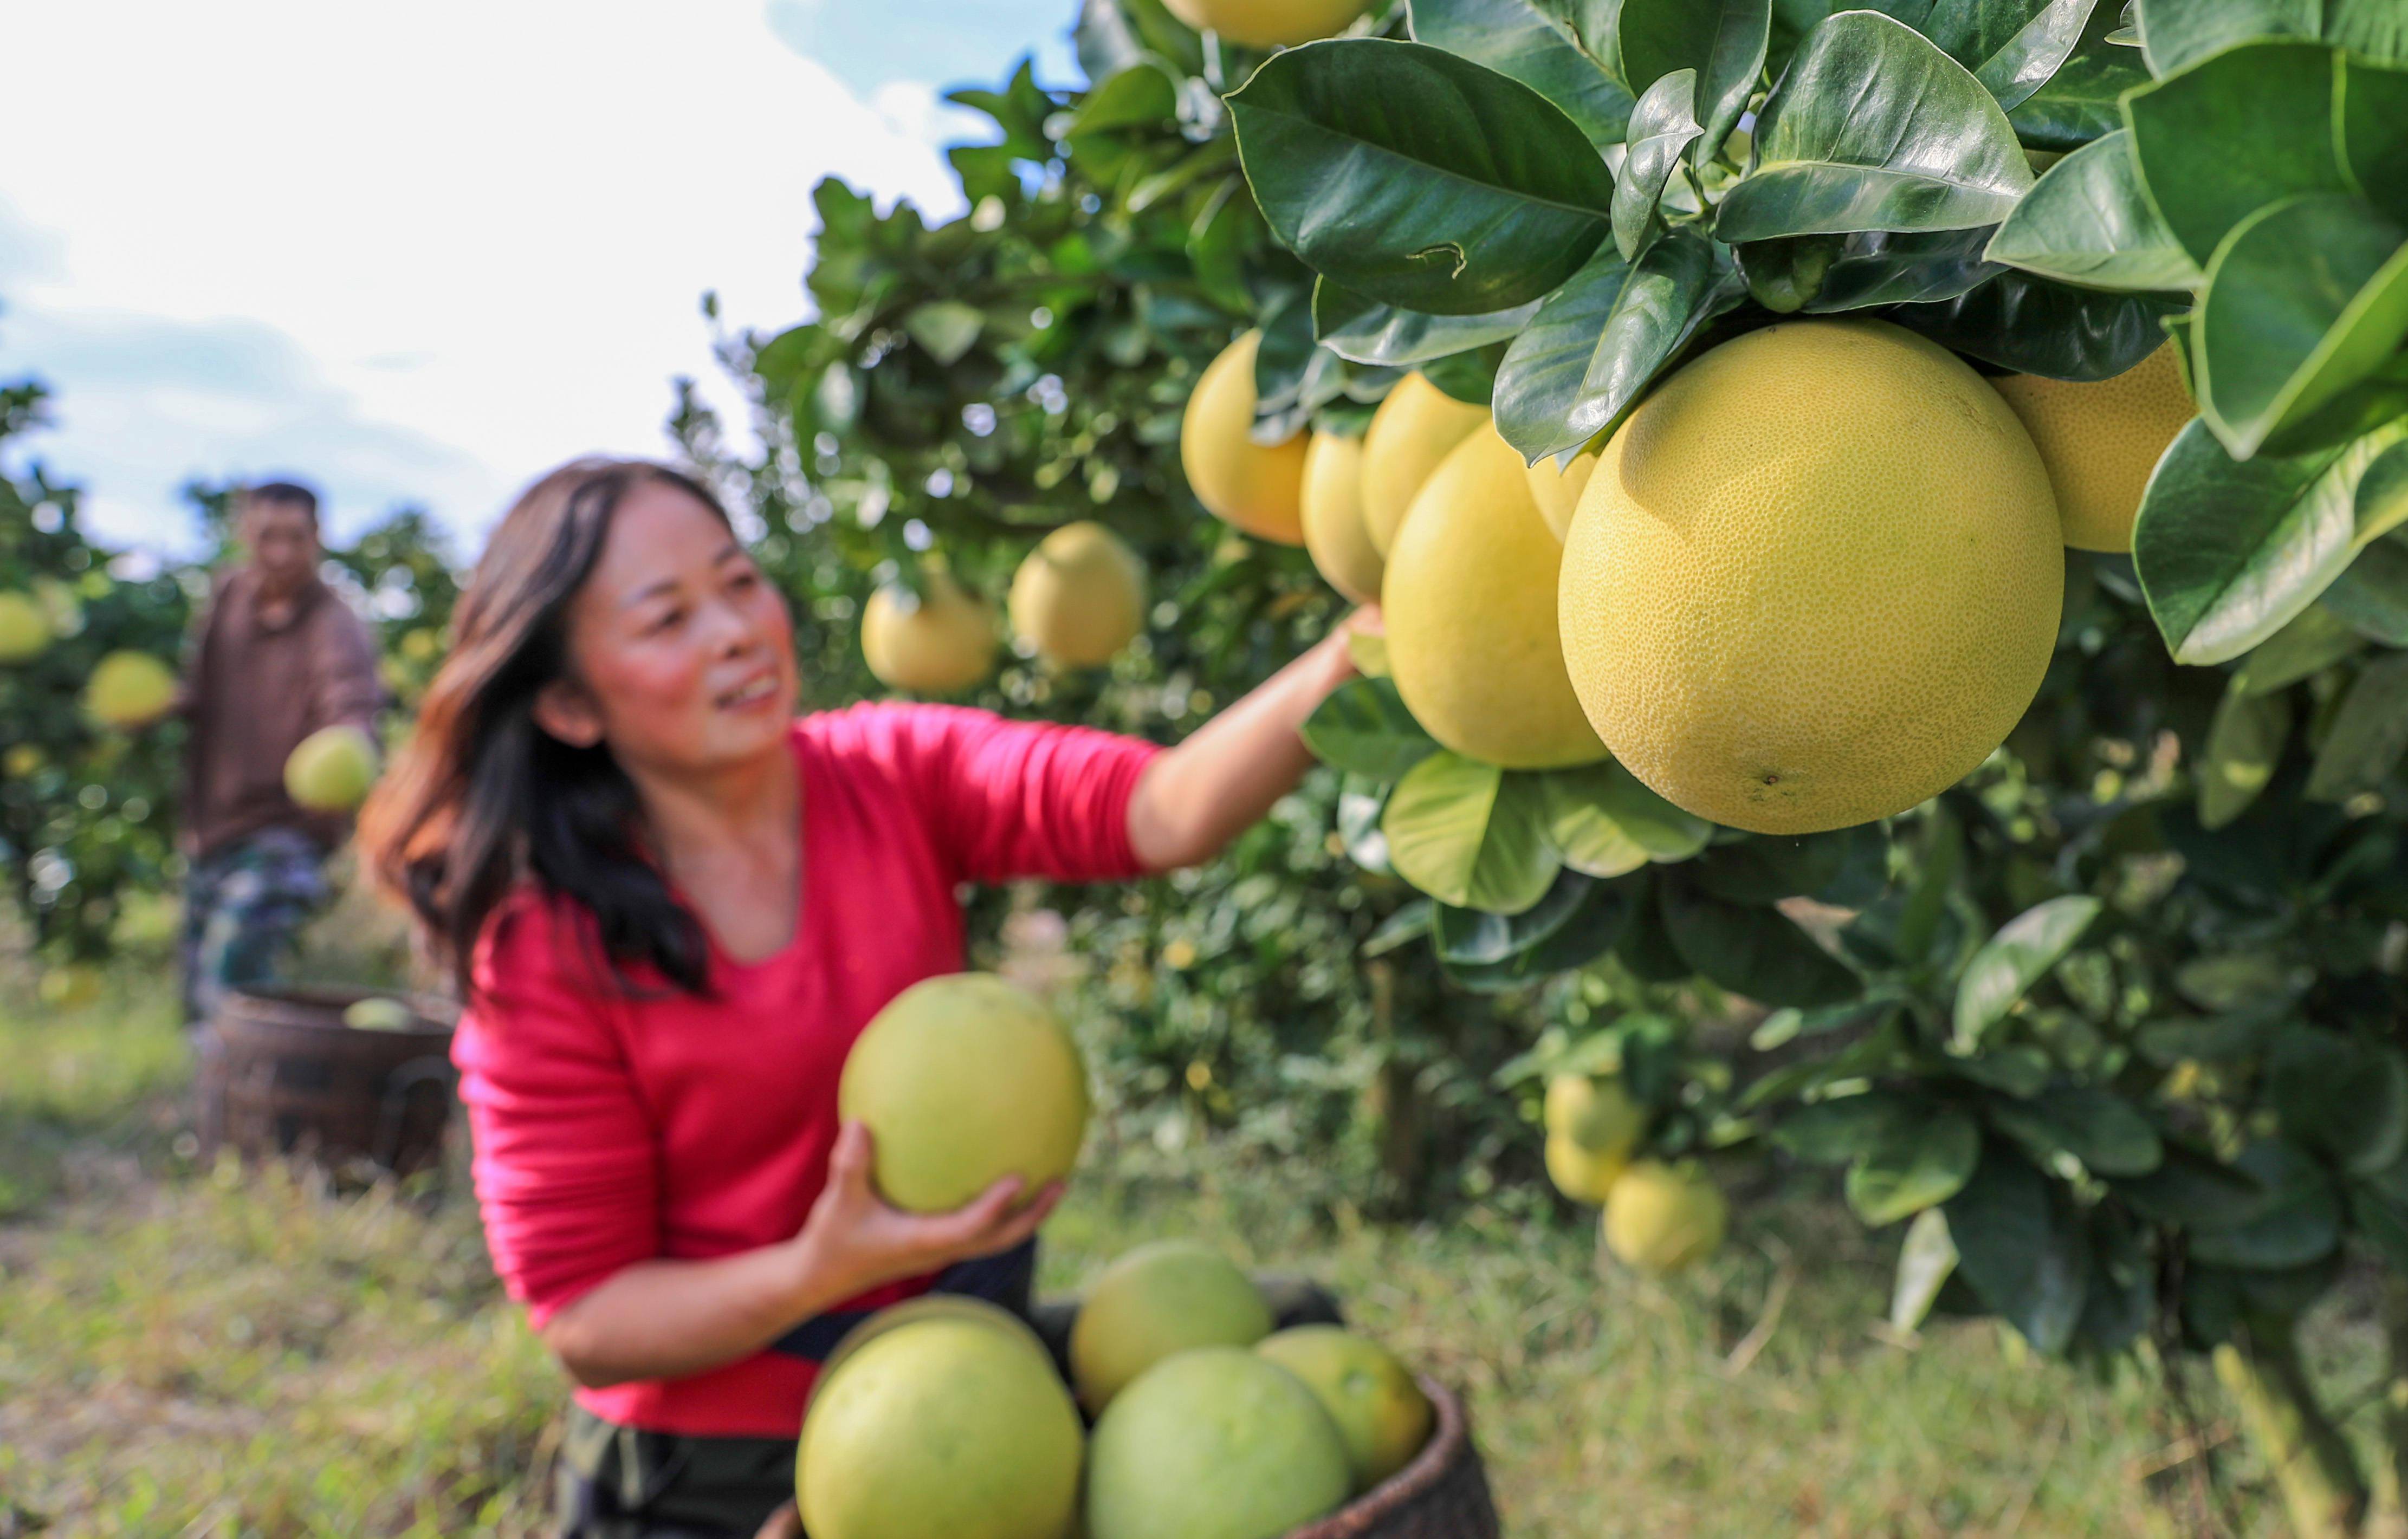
[838,973,1089,1213]
[285,724,380,811]
[1085,1346,1351,1539]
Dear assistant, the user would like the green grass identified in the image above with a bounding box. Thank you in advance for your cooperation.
[0,955,2312,1538]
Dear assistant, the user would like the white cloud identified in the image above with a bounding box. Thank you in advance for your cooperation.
[0,0,970,553]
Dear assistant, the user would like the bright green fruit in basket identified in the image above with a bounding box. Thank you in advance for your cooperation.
[838,973,1088,1213]
[83,651,177,728]
[1602,1161,1728,1275]
[1255,1326,1435,1493]
[342,997,415,1031]
[799,1314,1083,1539]
[285,724,380,812]
[1086,1346,1351,1539]
[0,591,53,663]
[1070,1238,1273,1414]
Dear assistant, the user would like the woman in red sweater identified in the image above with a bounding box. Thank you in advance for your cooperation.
[361,459,1363,1536]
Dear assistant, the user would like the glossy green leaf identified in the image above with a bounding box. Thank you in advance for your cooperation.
[1889,1209,1960,1335]
[1659,880,1859,1006]
[1848,1106,1982,1226]
[1613,69,1703,261]
[1983,130,2203,291]
[1434,867,1598,964]
[2187,1142,2342,1270]
[2115,1143,2269,1226]
[2133,417,2408,664]
[2267,1028,2408,1174]
[1691,830,1861,904]
[1300,676,1441,781]
[1338,774,1396,875]
[1409,0,1637,146]
[1889,271,2180,379]
[2230,604,2366,694]
[1434,872,1638,988]
[1493,228,1741,463]
[902,301,987,367]
[2330,0,2408,64]
[1383,751,1562,913]
[2325,527,2408,641]
[2135,0,2317,77]
[2194,194,2408,458]
[1312,281,1540,368]
[2124,40,2351,268]
[1941,0,2104,112]
[1716,12,2034,243]
[1988,1085,2164,1176]
[1952,895,2103,1050]
[1614,0,1770,167]
[2342,55,2408,225]
[1539,757,1716,876]
[2196,685,2293,829]
[2306,650,2408,800]
[1229,39,1614,316]
[2008,11,2152,148]
[1769,1089,1911,1164]
[1746,226,2004,313]
[1944,1146,2090,1356]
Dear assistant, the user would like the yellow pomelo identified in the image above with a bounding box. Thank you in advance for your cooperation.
[285,724,380,811]
[1525,449,1600,542]
[1559,319,2062,834]
[839,973,1089,1213]
[1086,1347,1351,1539]
[1384,426,1606,769]
[1160,0,1373,48]
[342,997,416,1032]
[1603,1160,1728,1275]
[1182,331,1308,545]
[1070,1238,1273,1414]
[1299,432,1383,603]
[1544,1072,1646,1156]
[38,964,103,1011]
[1544,1135,1628,1205]
[1009,521,1147,667]
[862,570,998,694]
[1992,343,2195,554]
[1256,1326,1434,1493]
[0,591,53,664]
[799,1314,1083,1539]
[83,651,178,729]
[1360,373,1489,556]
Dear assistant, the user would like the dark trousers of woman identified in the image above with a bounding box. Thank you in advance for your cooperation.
[553,1263,1342,1538]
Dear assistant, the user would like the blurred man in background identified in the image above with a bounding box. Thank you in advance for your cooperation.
[179,480,383,1027]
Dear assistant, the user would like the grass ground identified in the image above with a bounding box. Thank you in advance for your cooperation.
[0,950,2332,1538]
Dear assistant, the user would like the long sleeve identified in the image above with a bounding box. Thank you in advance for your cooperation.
[310,601,386,735]
[879,704,1163,887]
[452,898,661,1328]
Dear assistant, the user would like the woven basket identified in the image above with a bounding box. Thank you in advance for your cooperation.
[1287,1377,1498,1539]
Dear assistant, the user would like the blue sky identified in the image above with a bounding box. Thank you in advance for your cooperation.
[0,2,1083,556]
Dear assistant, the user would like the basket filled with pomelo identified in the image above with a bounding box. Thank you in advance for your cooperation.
[797,1241,1497,1539]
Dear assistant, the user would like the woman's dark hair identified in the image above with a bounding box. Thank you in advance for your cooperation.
[360,458,726,1000]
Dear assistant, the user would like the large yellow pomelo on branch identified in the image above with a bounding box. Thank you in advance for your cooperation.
[0,591,53,664]
[838,972,1089,1213]
[1544,1135,1628,1205]
[83,651,178,729]
[1007,521,1147,668]
[1991,343,2195,554]
[1603,1161,1728,1274]
[1161,0,1374,49]
[1359,373,1489,556]
[1545,1070,1646,1155]
[861,569,998,694]
[1181,330,1307,545]
[1559,319,2062,834]
[1299,431,1383,603]
[1525,448,1600,542]
[1384,426,1605,769]
[284,724,380,811]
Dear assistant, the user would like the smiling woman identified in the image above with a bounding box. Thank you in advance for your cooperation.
[354,457,1366,1535]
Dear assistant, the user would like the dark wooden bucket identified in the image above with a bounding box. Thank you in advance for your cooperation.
[196,984,459,1178]
[1290,1377,1499,1539]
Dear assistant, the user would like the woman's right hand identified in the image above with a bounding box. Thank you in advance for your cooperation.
[784,1120,1063,1309]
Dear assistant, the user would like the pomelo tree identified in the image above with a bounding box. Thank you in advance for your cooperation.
[705,0,2408,1528]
